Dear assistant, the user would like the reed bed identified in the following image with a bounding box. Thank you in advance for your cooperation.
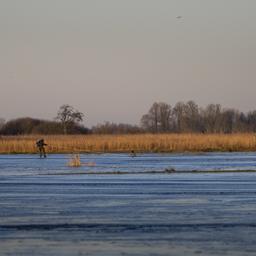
[0,134,256,154]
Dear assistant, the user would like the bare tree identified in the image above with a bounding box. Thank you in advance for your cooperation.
[141,114,150,131]
[141,102,172,133]
[184,101,201,132]
[56,104,84,134]
[220,109,237,133]
[140,103,160,133]
[203,104,222,133]
[173,102,186,132]
[0,118,5,130]
[149,102,160,132]
[158,102,172,132]
[247,111,256,132]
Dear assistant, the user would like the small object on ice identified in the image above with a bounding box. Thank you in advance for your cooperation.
[165,168,176,173]
[130,150,137,157]
[68,154,81,167]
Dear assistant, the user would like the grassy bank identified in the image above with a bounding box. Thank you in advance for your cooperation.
[0,134,256,154]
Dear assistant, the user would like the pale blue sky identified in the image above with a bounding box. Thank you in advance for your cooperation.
[0,0,255,126]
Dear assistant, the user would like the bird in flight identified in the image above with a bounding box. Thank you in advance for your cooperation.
[176,16,182,19]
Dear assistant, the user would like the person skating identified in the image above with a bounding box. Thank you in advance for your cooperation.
[36,139,47,158]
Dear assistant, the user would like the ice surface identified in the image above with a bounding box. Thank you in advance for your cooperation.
[1,153,256,255]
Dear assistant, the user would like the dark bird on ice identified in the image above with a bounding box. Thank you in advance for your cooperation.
[130,150,137,157]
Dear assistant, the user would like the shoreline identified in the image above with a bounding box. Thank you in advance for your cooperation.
[0,150,256,155]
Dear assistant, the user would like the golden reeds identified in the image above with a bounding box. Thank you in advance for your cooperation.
[0,134,256,154]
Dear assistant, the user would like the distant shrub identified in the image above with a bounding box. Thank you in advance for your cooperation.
[92,122,143,134]
[0,117,90,135]
[31,121,63,134]
[0,118,40,135]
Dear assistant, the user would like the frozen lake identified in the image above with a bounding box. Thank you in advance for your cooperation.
[1,153,256,255]
[2,152,256,175]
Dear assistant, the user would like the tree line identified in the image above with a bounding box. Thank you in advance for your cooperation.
[141,101,256,133]
[1,101,256,135]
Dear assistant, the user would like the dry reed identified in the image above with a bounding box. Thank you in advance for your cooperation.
[67,154,81,167]
[0,134,256,154]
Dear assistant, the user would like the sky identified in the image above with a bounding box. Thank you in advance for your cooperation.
[0,0,255,127]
